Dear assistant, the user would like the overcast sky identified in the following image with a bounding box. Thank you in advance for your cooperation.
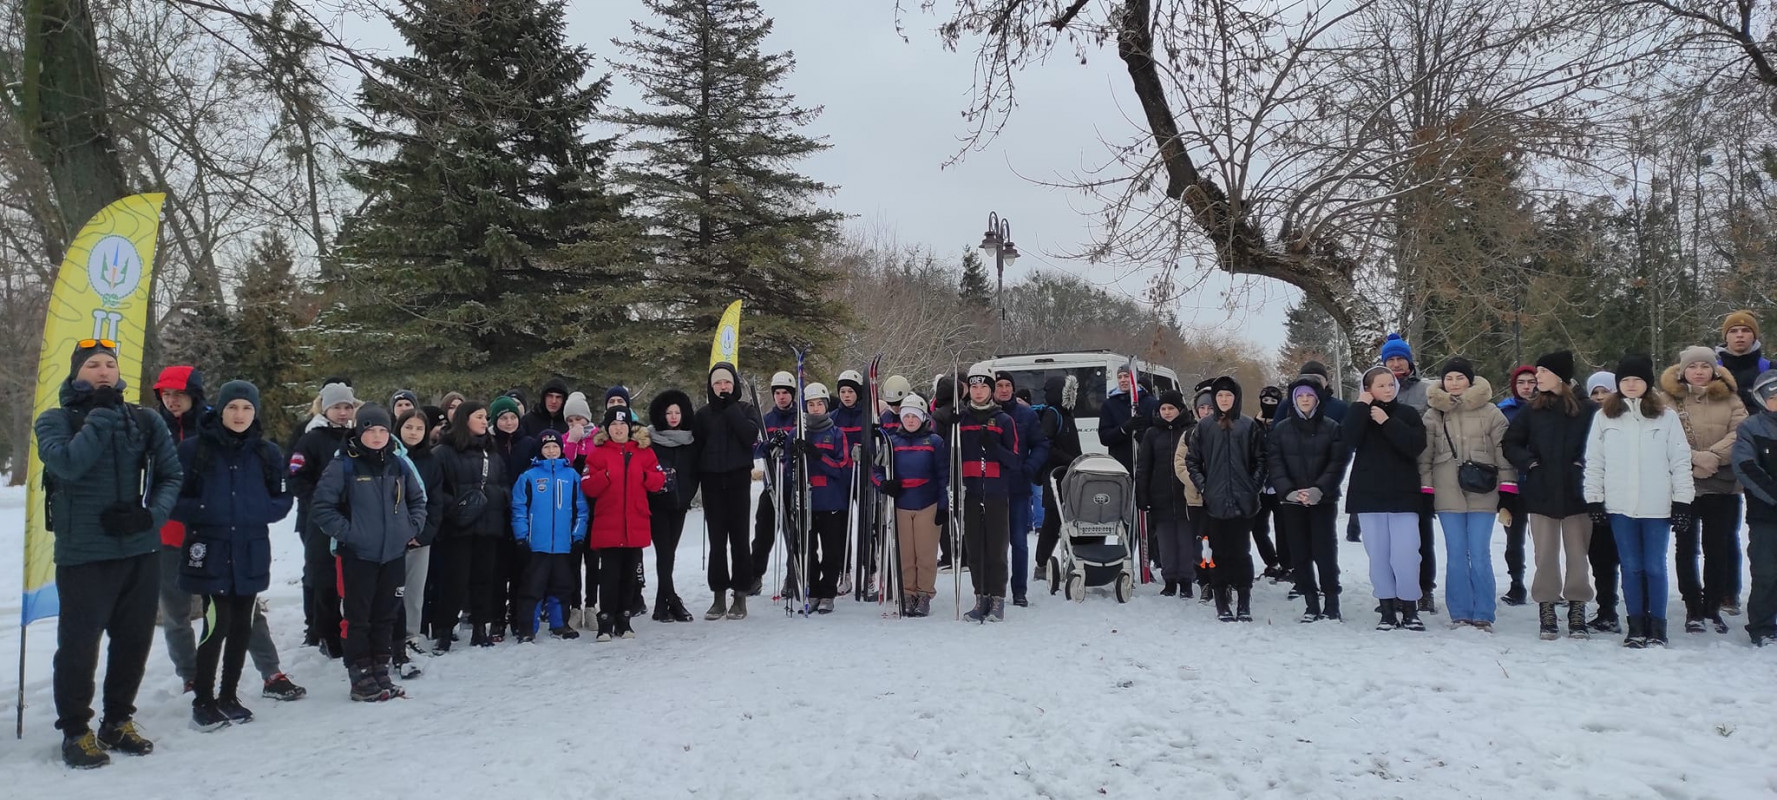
[352,1,1298,353]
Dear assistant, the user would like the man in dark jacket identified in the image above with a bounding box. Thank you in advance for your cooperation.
[35,341,182,768]
[752,371,799,597]
[1034,375,1083,574]
[1730,370,1777,646]
[312,405,426,701]
[520,377,571,439]
[994,372,1048,605]
[694,362,761,620]
[154,366,305,703]
[1099,366,1157,471]
[1719,310,1770,416]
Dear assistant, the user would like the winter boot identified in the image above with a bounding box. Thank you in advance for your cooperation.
[1684,599,1706,633]
[615,614,636,639]
[1647,616,1669,647]
[470,623,492,648]
[1323,592,1341,621]
[1376,598,1399,631]
[726,591,748,620]
[966,593,995,625]
[1622,615,1647,649]
[215,695,254,724]
[1568,602,1590,639]
[987,596,1006,622]
[550,626,581,640]
[1399,601,1426,631]
[705,594,728,621]
[62,731,110,769]
[1235,588,1253,622]
[431,635,452,655]
[261,673,306,701]
[667,595,695,622]
[1199,583,1213,604]
[397,659,424,679]
[1588,606,1622,634]
[595,613,615,642]
[1538,603,1560,640]
[1500,580,1528,606]
[816,598,836,615]
[1723,598,1743,617]
[1710,612,1730,634]
[652,595,674,623]
[373,659,405,698]
[1418,595,1438,615]
[1300,592,1322,623]
[1161,580,1178,597]
[347,661,386,702]
[488,624,506,644]
[190,700,230,732]
[95,718,152,756]
[917,594,934,617]
[1214,588,1235,622]
[748,576,764,597]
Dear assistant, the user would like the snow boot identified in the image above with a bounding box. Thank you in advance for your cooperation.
[397,660,424,679]
[726,591,748,620]
[1199,583,1213,604]
[1588,608,1622,634]
[1710,613,1730,634]
[1500,580,1527,606]
[1300,592,1322,623]
[215,696,254,724]
[615,614,636,640]
[917,594,933,617]
[190,700,230,732]
[1323,593,1341,621]
[988,596,1006,622]
[595,613,615,643]
[964,595,990,623]
[1376,598,1398,631]
[1723,598,1743,617]
[470,623,492,648]
[95,719,152,756]
[373,659,405,698]
[652,597,674,623]
[261,672,306,701]
[1568,602,1590,639]
[62,732,109,769]
[1235,589,1253,622]
[1012,592,1029,608]
[550,626,580,640]
[488,624,506,644]
[1538,603,1560,640]
[1399,601,1425,631]
[1623,615,1647,649]
[667,595,695,622]
[705,594,728,621]
[1214,588,1235,622]
[1161,580,1178,597]
[347,661,386,702]
[431,635,452,655]
[748,576,763,597]
[1647,616,1669,647]
[1418,595,1438,615]
[816,598,835,615]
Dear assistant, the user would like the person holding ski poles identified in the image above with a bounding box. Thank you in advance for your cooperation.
[794,383,853,614]
[948,364,1020,622]
[878,394,949,617]
[995,372,1049,606]
[752,371,799,598]
[833,369,875,599]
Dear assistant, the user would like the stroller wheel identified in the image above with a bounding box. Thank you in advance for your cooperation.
[1065,572,1085,602]
[1115,572,1134,604]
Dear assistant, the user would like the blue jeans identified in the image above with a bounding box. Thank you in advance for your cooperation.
[1008,493,1032,597]
[1612,515,1671,620]
[1438,512,1498,623]
[1029,485,1045,529]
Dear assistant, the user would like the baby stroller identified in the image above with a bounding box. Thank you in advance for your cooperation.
[1045,453,1135,603]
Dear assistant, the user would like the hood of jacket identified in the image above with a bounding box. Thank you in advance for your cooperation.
[707,361,739,405]
[593,426,652,448]
[1042,375,1078,411]
[538,376,569,403]
[1427,375,1496,413]
[1659,363,1738,402]
[648,389,697,432]
[1209,376,1243,421]
[1285,376,1326,420]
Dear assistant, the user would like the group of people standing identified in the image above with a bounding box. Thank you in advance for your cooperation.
[31,310,1777,769]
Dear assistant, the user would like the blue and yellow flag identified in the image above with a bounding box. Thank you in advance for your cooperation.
[710,300,742,373]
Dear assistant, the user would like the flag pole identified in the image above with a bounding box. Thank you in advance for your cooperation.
[17,623,28,739]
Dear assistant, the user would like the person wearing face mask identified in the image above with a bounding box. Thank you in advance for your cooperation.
[429,402,511,651]
[1660,345,1749,633]
[878,394,949,617]
[392,408,444,674]
[694,362,762,621]
[288,380,358,657]
[1502,353,1598,639]
[36,340,184,768]
[1345,366,1429,631]
[1266,379,1350,622]
[171,381,294,730]
[1581,372,1622,632]
[312,405,427,700]
[1138,391,1197,599]
[1421,357,1517,633]
[1584,355,1692,648]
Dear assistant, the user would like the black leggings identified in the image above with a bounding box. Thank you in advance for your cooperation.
[597,548,644,623]
[810,509,848,599]
[650,500,688,603]
[1677,493,1743,616]
[195,594,256,702]
[1204,515,1255,590]
[430,536,500,638]
[1590,516,1620,613]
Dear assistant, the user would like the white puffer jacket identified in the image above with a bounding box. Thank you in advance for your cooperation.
[1582,399,1695,519]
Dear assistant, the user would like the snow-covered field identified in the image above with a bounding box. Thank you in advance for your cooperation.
[1,482,1774,798]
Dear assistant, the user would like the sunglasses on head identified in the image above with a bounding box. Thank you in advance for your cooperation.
[78,338,117,349]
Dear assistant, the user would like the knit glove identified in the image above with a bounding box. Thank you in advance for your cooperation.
[1586,502,1609,529]
[1669,501,1694,534]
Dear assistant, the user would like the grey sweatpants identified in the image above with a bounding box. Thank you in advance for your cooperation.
[1150,515,1196,586]
[403,545,431,639]
[159,546,283,682]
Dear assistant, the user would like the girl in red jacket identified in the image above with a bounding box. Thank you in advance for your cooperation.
[580,406,666,641]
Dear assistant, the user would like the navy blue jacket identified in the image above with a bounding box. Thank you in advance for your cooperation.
[756,403,797,486]
[172,419,294,596]
[512,458,589,553]
[1099,386,1158,468]
[833,400,870,455]
[1002,400,1049,496]
[802,416,852,512]
[877,425,949,511]
[958,404,1020,496]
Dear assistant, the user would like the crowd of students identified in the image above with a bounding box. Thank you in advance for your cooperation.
[31,310,1777,768]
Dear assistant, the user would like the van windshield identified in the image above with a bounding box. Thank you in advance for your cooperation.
[996,367,1108,418]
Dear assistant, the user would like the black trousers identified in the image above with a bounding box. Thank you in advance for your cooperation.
[650,500,688,603]
[1204,515,1255,590]
[753,482,806,581]
[1589,516,1620,614]
[702,469,754,594]
[964,489,1010,598]
[54,553,158,736]
[195,593,256,702]
[341,558,402,663]
[1502,491,1528,584]
[1677,494,1743,615]
[1279,503,1340,598]
[430,536,501,639]
[303,520,341,652]
[1036,481,1062,570]
[810,509,848,599]
[1418,494,1438,593]
[1747,522,1777,641]
[1252,493,1280,569]
[516,552,579,635]
[597,547,644,622]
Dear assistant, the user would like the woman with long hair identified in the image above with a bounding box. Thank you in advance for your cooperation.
[1184,376,1267,623]
[1345,367,1430,631]
[1660,346,1749,633]
[429,401,511,652]
[1503,352,1598,639]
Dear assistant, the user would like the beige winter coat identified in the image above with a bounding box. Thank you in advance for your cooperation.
[1660,364,1748,495]
[1418,376,1517,513]
[1170,432,1204,507]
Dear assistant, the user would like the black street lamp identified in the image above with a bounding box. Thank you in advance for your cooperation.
[978,212,1019,346]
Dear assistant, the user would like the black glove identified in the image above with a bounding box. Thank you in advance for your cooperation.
[981,431,1003,458]
[1497,493,1513,513]
[99,504,154,536]
[880,478,903,498]
[515,538,532,554]
[83,405,123,431]
[792,438,817,457]
[1120,415,1151,436]
[767,431,789,450]
[931,406,956,427]
[91,385,122,409]
[570,539,586,556]
[1669,501,1693,533]
[1586,502,1608,528]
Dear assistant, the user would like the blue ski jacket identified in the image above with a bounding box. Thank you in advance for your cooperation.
[876,426,949,512]
[511,457,588,554]
[801,416,853,512]
[833,401,870,452]
[755,403,797,487]
[958,404,1020,496]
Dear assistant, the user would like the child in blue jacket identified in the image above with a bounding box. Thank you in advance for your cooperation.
[511,430,589,641]
[876,394,949,617]
[797,383,853,614]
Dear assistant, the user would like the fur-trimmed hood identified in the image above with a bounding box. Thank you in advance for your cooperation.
[1659,363,1738,402]
[1426,375,1495,413]
[592,426,651,448]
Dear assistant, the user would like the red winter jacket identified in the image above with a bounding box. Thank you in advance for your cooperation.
[579,429,665,549]
[155,365,206,547]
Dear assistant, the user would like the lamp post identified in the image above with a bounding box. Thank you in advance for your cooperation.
[978,212,1019,349]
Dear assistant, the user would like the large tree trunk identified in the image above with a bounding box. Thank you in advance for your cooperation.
[20,0,130,241]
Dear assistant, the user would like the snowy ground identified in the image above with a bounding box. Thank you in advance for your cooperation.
[2,482,1775,798]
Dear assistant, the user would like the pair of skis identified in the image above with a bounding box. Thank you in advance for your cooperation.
[861,354,903,617]
[949,362,966,619]
[1127,355,1152,585]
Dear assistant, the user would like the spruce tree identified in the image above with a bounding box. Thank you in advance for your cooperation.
[323,0,634,394]
[609,0,845,378]
[233,232,307,442]
[958,248,991,309]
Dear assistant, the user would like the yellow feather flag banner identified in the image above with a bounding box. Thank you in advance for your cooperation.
[710,299,742,374]
[22,193,166,626]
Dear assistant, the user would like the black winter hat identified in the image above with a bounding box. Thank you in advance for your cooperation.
[1535,351,1576,385]
[1157,390,1186,413]
[537,429,563,450]
[1439,357,1476,385]
[994,371,1016,389]
[1615,354,1656,388]
[603,406,636,428]
[1299,361,1330,380]
[356,403,393,433]
[215,380,261,412]
[422,404,448,433]
[1209,376,1243,417]
[390,389,420,409]
[69,339,120,383]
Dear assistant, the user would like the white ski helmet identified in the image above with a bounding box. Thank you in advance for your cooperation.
[881,375,911,403]
[770,371,796,391]
[836,369,864,391]
[803,382,831,404]
[899,393,928,415]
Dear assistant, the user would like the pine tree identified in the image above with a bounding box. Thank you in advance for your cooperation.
[233,233,306,443]
[958,248,991,309]
[1277,297,1352,396]
[322,0,634,394]
[609,0,845,378]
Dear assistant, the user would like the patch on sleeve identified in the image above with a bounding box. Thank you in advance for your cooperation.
[288,452,306,474]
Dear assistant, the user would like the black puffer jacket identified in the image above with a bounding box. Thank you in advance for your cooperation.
[1502,392,1597,518]
[519,377,570,439]
[402,438,445,547]
[434,437,510,539]
[1037,375,1083,481]
[1266,382,1349,505]
[1184,377,1267,520]
[694,361,760,475]
[649,389,702,511]
[1342,397,1427,514]
[1135,414,1191,521]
